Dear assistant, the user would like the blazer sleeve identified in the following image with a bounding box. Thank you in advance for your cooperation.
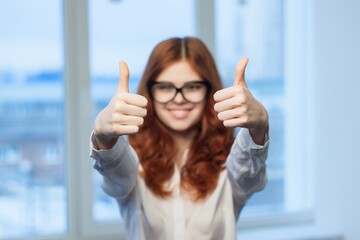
[226,128,270,220]
[89,133,139,202]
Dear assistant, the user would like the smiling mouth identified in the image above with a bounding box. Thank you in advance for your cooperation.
[168,109,191,119]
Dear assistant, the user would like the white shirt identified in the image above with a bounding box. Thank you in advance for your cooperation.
[90,128,269,240]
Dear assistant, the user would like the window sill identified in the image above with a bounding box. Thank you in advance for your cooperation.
[237,212,343,240]
[237,224,342,240]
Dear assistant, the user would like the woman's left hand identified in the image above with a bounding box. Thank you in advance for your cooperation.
[213,58,269,145]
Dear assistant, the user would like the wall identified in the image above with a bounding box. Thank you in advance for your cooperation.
[312,0,360,239]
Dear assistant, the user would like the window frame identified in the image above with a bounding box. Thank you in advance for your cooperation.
[67,0,311,238]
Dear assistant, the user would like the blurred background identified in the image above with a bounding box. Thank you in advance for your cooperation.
[0,0,359,239]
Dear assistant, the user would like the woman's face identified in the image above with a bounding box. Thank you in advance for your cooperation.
[153,60,206,134]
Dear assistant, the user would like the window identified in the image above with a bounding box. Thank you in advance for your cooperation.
[0,0,66,238]
[89,0,311,231]
[44,143,61,165]
[0,144,21,165]
[215,0,312,225]
[216,0,287,217]
[0,0,313,239]
[89,0,196,223]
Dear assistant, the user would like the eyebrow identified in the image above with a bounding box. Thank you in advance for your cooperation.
[154,80,205,84]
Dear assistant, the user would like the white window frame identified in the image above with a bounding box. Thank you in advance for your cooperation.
[63,0,92,238]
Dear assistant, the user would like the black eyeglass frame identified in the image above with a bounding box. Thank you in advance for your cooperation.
[147,80,212,104]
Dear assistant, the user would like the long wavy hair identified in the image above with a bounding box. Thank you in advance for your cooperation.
[129,37,234,201]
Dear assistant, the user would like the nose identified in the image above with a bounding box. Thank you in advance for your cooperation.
[172,91,187,103]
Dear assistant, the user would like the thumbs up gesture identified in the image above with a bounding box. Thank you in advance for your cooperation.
[214,58,269,144]
[93,61,148,149]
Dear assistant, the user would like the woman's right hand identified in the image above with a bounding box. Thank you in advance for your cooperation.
[93,61,148,149]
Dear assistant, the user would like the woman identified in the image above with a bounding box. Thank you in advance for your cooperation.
[90,37,269,240]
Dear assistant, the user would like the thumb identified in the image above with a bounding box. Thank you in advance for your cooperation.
[117,61,130,93]
[233,57,249,87]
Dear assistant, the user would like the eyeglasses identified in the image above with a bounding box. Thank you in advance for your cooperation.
[147,80,211,104]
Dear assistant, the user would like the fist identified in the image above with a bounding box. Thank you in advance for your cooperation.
[93,61,148,148]
[214,58,268,142]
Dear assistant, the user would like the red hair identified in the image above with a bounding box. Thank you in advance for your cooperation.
[129,37,234,201]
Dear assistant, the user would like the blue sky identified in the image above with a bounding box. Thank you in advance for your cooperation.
[0,0,195,75]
